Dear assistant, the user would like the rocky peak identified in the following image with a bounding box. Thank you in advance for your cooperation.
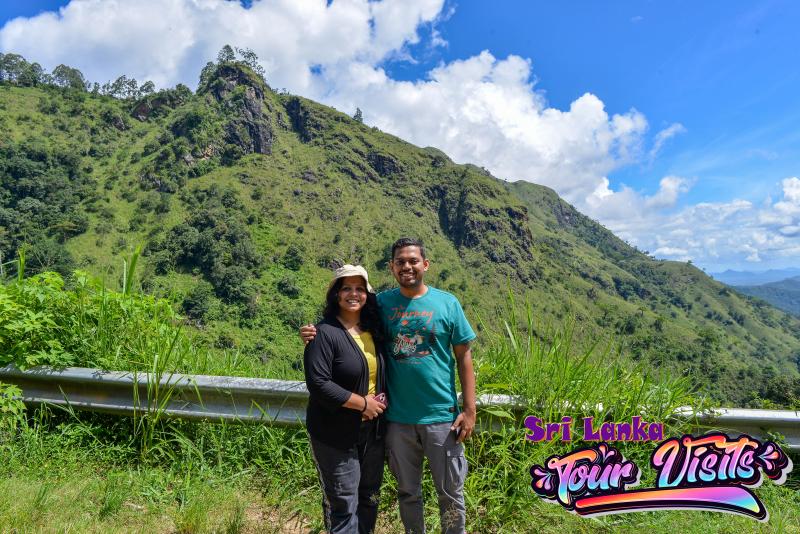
[199,63,268,102]
[194,63,275,157]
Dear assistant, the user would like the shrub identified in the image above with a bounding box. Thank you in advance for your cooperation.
[182,281,215,320]
[0,382,25,432]
[277,276,300,298]
[282,245,304,271]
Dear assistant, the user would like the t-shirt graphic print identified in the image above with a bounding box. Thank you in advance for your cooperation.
[390,309,436,359]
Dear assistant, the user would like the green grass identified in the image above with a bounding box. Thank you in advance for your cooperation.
[1,269,798,532]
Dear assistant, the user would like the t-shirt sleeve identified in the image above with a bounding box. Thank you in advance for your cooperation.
[449,297,476,346]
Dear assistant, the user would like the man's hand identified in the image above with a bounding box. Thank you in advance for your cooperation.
[453,342,476,443]
[451,408,475,443]
[300,324,317,345]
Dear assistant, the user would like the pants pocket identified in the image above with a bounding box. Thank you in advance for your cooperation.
[445,446,466,490]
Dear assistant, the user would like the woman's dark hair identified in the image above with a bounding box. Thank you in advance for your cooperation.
[323,278,385,343]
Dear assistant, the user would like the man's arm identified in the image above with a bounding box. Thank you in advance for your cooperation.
[300,324,317,345]
[452,342,476,443]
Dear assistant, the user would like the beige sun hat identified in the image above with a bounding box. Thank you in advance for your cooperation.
[328,264,374,293]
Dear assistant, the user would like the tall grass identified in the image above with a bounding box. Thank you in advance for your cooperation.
[1,266,797,532]
[479,295,701,438]
[131,325,184,459]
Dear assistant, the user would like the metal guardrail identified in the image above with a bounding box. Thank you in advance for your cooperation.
[682,407,800,452]
[0,365,309,426]
[1,365,798,451]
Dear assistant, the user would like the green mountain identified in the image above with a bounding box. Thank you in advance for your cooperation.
[736,276,800,317]
[1,53,799,407]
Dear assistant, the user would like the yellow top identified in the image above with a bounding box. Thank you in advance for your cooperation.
[351,331,377,395]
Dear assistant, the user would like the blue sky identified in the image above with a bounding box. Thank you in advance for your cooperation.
[397,1,800,207]
[1,0,799,272]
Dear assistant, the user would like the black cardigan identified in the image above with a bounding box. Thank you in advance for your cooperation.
[304,317,386,450]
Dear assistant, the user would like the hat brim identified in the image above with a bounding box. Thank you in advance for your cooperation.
[327,274,374,294]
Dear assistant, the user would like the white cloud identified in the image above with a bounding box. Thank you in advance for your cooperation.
[648,122,686,161]
[605,178,800,271]
[581,175,691,236]
[779,225,800,236]
[654,246,688,256]
[0,0,444,91]
[645,176,691,209]
[775,177,800,212]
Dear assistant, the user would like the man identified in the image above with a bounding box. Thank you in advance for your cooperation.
[302,237,476,534]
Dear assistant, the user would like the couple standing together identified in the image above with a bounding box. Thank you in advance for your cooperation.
[302,237,476,534]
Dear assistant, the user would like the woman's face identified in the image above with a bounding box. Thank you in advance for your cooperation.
[337,275,368,314]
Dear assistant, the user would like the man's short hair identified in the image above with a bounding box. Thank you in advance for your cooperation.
[391,237,426,260]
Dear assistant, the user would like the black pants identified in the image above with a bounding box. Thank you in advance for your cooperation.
[309,421,385,534]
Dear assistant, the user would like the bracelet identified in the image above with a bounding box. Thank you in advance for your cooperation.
[360,396,368,413]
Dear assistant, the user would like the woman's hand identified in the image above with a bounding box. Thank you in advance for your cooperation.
[361,394,386,420]
[345,393,385,419]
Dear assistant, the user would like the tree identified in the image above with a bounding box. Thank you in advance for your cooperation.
[235,46,265,78]
[174,83,193,101]
[0,54,47,86]
[124,77,139,98]
[102,75,140,99]
[18,61,46,86]
[182,281,215,320]
[0,53,26,83]
[353,107,363,123]
[51,64,88,91]
[139,80,155,96]
[198,61,216,87]
[217,44,235,63]
[282,244,304,271]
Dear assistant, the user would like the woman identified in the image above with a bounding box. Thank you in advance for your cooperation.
[304,264,388,534]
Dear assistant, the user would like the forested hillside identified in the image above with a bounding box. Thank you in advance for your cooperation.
[1,50,799,407]
[736,277,800,317]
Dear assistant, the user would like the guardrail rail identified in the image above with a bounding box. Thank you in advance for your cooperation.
[1,365,798,451]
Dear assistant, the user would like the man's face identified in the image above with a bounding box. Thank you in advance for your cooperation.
[390,246,429,288]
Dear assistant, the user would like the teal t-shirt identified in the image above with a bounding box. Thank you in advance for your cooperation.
[377,287,476,424]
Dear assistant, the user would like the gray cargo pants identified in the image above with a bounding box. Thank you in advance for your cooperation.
[309,422,385,534]
[386,421,467,534]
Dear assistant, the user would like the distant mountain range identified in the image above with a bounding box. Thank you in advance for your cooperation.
[735,276,800,317]
[711,268,800,286]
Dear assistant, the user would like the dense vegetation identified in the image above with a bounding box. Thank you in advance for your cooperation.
[1,50,799,409]
[2,264,798,532]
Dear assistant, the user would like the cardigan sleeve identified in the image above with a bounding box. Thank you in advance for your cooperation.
[303,328,354,412]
